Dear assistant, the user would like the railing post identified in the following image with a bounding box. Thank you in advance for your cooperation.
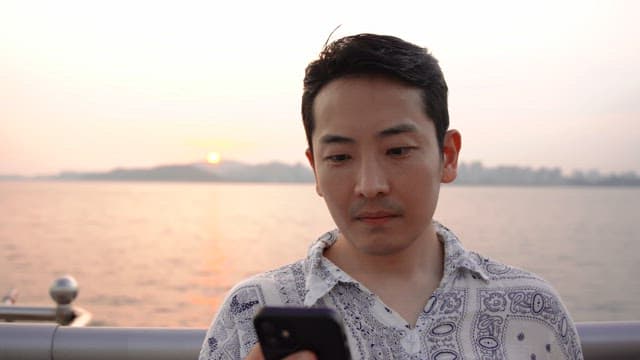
[49,276,78,325]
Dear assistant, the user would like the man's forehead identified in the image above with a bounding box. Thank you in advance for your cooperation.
[310,76,433,147]
[314,76,420,109]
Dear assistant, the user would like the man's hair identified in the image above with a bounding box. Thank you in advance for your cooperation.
[301,33,449,153]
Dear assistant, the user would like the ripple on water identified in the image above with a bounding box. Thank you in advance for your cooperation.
[86,295,141,306]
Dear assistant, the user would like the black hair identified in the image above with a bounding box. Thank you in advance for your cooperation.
[301,33,449,153]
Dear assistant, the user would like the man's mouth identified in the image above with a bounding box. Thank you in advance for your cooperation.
[355,211,400,225]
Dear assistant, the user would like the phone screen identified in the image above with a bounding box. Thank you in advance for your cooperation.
[253,306,351,360]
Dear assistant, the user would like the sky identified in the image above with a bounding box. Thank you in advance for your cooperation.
[1,0,639,176]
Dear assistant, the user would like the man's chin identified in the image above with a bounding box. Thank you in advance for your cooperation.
[346,233,413,257]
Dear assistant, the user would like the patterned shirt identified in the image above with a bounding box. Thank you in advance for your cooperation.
[200,222,583,360]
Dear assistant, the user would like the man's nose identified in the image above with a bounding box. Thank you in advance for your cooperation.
[354,156,390,198]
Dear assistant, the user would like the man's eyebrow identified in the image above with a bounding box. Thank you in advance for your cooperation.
[318,123,418,145]
[319,134,355,145]
[378,123,418,137]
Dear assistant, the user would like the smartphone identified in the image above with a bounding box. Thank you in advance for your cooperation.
[253,306,351,360]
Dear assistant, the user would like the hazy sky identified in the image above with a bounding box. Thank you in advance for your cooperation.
[2,0,639,176]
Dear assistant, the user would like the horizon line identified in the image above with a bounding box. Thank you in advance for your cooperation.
[1,159,639,179]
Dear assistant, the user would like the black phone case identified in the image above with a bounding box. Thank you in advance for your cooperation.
[254,306,351,360]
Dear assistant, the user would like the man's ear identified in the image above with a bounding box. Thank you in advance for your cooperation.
[305,148,323,197]
[441,130,462,183]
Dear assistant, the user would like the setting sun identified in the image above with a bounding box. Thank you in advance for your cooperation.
[207,152,221,164]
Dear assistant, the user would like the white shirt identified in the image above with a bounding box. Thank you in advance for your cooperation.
[200,222,583,359]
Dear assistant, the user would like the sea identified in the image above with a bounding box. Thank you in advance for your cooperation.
[1,181,638,328]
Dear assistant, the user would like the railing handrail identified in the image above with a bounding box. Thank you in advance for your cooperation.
[0,305,92,327]
[0,306,57,321]
[1,321,639,360]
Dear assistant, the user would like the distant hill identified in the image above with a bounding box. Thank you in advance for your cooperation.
[49,160,315,183]
[2,161,639,186]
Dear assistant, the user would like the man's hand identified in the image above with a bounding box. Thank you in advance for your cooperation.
[245,344,317,360]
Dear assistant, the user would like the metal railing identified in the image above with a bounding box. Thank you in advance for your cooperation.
[0,275,91,327]
[1,321,639,360]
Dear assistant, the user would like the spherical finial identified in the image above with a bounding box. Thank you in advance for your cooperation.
[49,275,79,305]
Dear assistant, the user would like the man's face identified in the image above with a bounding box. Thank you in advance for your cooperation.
[306,76,460,256]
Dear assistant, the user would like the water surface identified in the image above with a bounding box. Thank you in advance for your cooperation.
[1,182,638,327]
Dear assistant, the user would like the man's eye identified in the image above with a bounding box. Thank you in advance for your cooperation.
[325,154,351,163]
[387,147,414,157]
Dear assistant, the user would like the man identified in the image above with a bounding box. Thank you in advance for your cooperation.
[200,33,583,360]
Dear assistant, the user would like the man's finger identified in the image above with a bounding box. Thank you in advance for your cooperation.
[283,350,317,360]
[244,344,265,360]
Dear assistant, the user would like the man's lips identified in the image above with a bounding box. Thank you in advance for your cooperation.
[355,211,400,224]
[350,200,404,225]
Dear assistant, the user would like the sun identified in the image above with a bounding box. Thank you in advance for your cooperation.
[207,152,221,164]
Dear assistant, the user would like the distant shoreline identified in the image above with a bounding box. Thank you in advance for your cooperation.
[2,161,639,186]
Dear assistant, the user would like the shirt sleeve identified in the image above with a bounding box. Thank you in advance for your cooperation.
[498,284,584,360]
[540,283,583,360]
[199,283,267,360]
[553,292,584,360]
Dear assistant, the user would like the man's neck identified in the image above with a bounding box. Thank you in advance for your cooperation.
[323,224,445,327]
[325,223,443,277]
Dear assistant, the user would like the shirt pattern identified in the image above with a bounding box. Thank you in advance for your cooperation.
[199,222,583,360]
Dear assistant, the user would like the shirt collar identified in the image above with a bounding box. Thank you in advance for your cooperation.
[435,222,490,282]
[302,230,348,306]
[302,221,489,306]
